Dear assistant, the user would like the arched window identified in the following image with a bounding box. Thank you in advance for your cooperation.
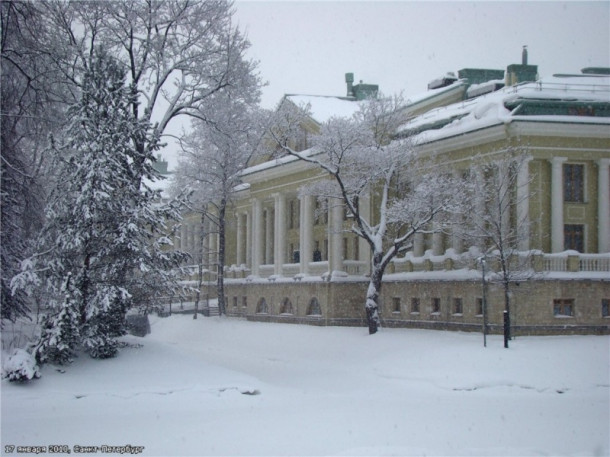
[307,297,322,316]
[256,297,268,314]
[280,297,293,315]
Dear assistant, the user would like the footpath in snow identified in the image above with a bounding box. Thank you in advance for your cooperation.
[2,314,609,456]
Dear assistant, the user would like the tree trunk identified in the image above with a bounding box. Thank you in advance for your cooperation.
[216,201,226,316]
[365,258,384,334]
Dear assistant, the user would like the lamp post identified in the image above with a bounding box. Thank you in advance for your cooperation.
[479,257,488,348]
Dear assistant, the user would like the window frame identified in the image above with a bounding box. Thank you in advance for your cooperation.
[564,224,585,252]
[411,297,420,314]
[553,298,574,317]
[563,163,585,203]
[431,297,441,314]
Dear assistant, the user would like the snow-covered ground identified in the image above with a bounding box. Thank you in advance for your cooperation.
[2,315,609,456]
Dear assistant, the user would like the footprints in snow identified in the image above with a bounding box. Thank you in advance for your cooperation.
[73,386,260,400]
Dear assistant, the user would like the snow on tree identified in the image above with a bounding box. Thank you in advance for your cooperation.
[33,0,258,173]
[13,47,187,364]
[172,85,265,317]
[1,1,67,325]
[269,95,465,334]
[463,151,534,345]
[4,0,257,324]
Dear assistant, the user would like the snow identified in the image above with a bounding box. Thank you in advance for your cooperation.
[2,315,609,456]
[399,74,610,145]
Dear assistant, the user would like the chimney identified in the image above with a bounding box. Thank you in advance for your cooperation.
[345,73,354,97]
[522,45,528,65]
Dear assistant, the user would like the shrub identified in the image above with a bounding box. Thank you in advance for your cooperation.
[2,348,41,382]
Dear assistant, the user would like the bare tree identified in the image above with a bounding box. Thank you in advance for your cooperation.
[31,0,258,172]
[269,95,464,334]
[465,151,534,346]
[173,90,265,316]
[1,1,67,324]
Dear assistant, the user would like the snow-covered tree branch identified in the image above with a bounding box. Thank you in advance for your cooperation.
[269,95,465,334]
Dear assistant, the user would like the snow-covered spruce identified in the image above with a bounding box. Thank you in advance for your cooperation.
[14,47,187,364]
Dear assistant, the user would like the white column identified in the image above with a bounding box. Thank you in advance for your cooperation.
[551,157,567,252]
[245,210,252,268]
[236,213,245,266]
[598,158,610,253]
[299,194,314,275]
[432,229,444,256]
[207,220,216,270]
[414,233,425,257]
[252,198,263,276]
[358,190,371,274]
[329,198,344,273]
[451,171,464,254]
[264,208,273,264]
[516,157,532,251]
[274,193,287,276]
[473,167,486,252]
[498,160,511,246]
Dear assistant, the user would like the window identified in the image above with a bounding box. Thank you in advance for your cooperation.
[242,296,247,308]
[307,297,322,316]
[431,298,441,314]
[602,299,609,317]
[563,164,584,203]
[256,297,268,314]
[313,241,322,262]
[353,237,359,261]
[411,298,420,314]
[233,296,238,308]
[392,297,401,313]
[343,238,349,260]
[553,298,574,317]
[476,298,483,316]
[453,298,463,315]
[280,298,293,315]
[564,225,584,252]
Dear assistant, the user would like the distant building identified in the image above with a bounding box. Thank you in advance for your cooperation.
[177,55,610,335]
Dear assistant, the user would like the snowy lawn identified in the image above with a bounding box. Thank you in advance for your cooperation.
[2,315,609,456]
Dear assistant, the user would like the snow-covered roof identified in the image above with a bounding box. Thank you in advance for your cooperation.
[399,74,610,144]
[284,94,363,123]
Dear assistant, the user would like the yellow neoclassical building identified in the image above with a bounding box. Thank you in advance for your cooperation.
[177,58,610,335]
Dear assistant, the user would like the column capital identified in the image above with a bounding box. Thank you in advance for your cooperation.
[596,158,610,167]
[550,156,568,166]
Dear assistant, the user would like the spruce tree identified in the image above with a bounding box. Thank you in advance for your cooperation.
[23,46,185,364]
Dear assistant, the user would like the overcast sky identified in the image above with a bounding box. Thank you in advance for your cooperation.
[233,1,610,108]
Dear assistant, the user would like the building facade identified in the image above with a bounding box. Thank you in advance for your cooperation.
[177,59,610,335]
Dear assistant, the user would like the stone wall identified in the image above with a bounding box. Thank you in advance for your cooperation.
[224,277,610,335]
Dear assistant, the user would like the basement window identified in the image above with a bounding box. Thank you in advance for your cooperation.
[392,297,401,313]
[553,298,574,317]
[453,298,463,316]
[411,298,420,314]
[431,298,441,314]
[256,297,268,314]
